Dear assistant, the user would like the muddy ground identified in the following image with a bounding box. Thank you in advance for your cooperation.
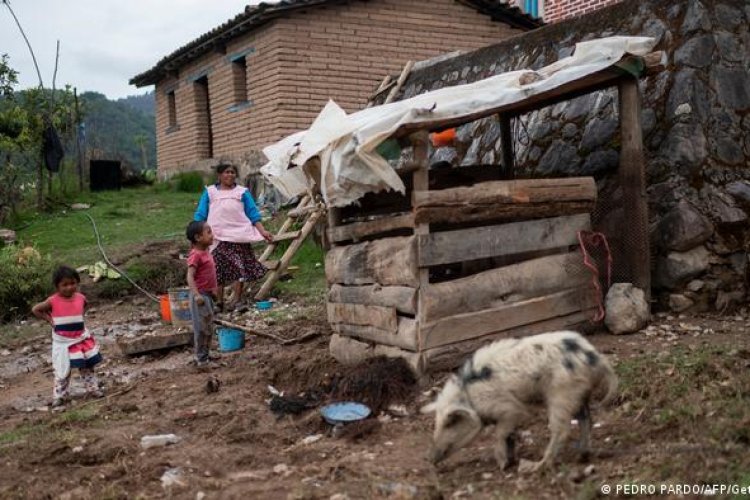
[0,295,749,499]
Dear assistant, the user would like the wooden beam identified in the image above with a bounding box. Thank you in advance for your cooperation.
[328,284,417,315]
[418,214,590,267]
[410,130,431,349]
[385,60,414,104]
[421,288,595,349]
[329,213,415,243]
[325,235,418,287]
[392,52,665,136]
[329,334,423,373]
[618,77,651,299]
[272,230,301,243]
[327,302,397,333]
[422,251,589,323]
[421,309,595,372]
[331,317,418,351]
[259,195,309,263]
[413,177,596,225]
[499,114,514,179]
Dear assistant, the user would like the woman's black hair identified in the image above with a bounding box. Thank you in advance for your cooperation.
[53,265,80,286]
[216,163,237,175]
[186,220,206,244]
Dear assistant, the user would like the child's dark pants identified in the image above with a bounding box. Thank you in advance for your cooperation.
[189,292,214,363]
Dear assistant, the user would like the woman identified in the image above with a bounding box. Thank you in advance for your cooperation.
[194,163,274,309]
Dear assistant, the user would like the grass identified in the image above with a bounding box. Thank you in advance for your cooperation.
[12,184,327,302]
[14,186,198,266]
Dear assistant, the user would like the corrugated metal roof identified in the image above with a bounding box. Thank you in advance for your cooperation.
[129,0,542,87]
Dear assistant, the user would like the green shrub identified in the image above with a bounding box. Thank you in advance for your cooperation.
[173,171,207,193]
[0,245,55,321]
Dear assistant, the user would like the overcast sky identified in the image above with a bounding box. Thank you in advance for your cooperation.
[1,0,275,99]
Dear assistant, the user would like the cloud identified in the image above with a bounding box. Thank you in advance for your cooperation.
[1,0,254,98]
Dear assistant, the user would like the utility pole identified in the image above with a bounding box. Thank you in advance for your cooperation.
[74,87,84,191]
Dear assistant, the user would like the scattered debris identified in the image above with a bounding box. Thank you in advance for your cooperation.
[518,459,537,474]
[300,434,324,445]
[0,229,16,245]
[140,434,181,449]
[332,356,417,413]
[273,463,292,477]
[70,203,91,210]
[78,261,122,282]
[160,468,186,489]
[605,283,650,334]
[205,375,221,394]
[377,482,418,498]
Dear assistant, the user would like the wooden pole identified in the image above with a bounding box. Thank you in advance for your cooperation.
[618,77,650,301]
[499,114,514,179]
[410,130,430,353]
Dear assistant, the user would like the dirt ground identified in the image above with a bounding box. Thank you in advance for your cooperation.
[0,296,749,499]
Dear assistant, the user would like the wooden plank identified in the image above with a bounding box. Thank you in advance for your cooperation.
[327,302,398,333]
[385,60,414,104]
[392,52,665,137]
[259,195,309,262]
[421,288,595,349]
[329,334,422,373]
[421,309,596,373]
[325,235,418,287]
[331,317,418,351]
[260,259,279,271]
[413,177,596,207]
[618,77,651,300]
[117,331,192,356]
[329,213,415,243]
[410,131,431,350]
[422,251,589,322]
[328,284,417,315]
[272,230,301,243]
[415,200,594,226]
[418,214,590,267]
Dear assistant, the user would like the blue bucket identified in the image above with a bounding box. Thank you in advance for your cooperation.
[217,327,245,352]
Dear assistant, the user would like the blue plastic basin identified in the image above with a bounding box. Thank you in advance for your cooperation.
[255,300,273,311]
[217,327,245,352]
[320,402,371,425]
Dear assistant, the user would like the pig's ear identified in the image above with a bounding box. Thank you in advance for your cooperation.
[420,402,437,414]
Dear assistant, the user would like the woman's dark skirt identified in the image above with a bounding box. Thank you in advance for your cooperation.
[212,241,268,286]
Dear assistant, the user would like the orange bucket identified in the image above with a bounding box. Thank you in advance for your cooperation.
[160,294,172,322]
[431,128,456,148]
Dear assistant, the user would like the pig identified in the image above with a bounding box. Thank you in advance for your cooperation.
[421,331,617,472]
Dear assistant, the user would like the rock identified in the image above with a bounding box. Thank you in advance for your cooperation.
[674,35,715,68]
[729,252,747,275]
[656,246,711,289]
[70,203,90,210]
[667,70,710,121]
[669,294,694,313]
[674,103,692,117]
[563,93,595,121]
[562,123,578,139]
[714,3,743,31]
[141,434,181,449]
[160,468,186,489]
[196,493,206,500]
[301,434,324,445]
[581,117,617,151]
[432,146,457,166]
[711,137,745,165]
[377,482,418,498]
[726,181,750,204]
[584,464,596,477]
[714,32,743,63]
[659,123,707,170]
[205,375,221,394]
[273,463,291,476]
[581,150,619,175]
[537,141,580,175]
[711,66,750,111]
[0,229,16,245]
[330,494,351,500]
[703,185,748,224]
[653,202,714,251]
[687,280,705,292]
[518,459,537,474]
[605,283,650,335]
[641,108,656,134]
[681,1,711,35]
[716,290,745,312]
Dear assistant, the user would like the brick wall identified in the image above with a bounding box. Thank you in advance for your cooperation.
[154,0,523,177]
[543,0,623,23]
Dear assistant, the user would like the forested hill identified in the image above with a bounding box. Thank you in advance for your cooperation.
[82,91,155,171]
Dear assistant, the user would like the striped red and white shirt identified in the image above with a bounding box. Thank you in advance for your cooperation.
[49,292,87,338]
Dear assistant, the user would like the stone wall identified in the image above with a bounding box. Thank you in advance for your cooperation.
[388,0,750,312]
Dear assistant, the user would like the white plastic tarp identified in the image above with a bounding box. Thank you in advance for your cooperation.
[261,36,656,207]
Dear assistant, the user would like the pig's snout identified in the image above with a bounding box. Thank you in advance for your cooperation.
[427,445,447,465]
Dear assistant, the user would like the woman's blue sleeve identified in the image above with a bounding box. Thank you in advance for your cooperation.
[194,189,209,221]
[242,191,262,223]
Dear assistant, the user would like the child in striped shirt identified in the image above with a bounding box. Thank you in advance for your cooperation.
[32,266,103,407]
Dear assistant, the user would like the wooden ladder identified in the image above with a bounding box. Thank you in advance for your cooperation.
[254,195,324,300]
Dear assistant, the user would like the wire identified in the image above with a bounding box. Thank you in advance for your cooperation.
[82,212,160,303]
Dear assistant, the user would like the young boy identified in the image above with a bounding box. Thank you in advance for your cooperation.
[186,221,218,367]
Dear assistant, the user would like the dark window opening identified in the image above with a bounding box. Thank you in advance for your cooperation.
[232,56,248,105]
[194,76,213,158]
[167,90,176,128]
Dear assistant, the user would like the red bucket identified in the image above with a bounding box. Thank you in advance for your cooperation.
[160,294,172,322]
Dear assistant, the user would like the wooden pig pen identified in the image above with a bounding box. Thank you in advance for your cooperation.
[326,51,663,373]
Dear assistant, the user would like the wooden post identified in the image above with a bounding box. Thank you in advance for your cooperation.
[499,114,514,179]
[74,87,83,192]
[410,130,430,353]
[618,77,650,300]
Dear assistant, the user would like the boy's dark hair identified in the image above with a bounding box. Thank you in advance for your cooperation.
[53,266,80,286]
[216,163,237,175]
[186,220,206,244]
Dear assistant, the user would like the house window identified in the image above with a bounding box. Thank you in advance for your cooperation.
[232,56,248,105]
[194,76,214,158]
[167,90,177,128]
[520,0,543,18]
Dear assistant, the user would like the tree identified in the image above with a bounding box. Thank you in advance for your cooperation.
[0,53,18,97]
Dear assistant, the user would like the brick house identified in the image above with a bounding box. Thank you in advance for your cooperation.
[510,0,623,23]
[129,0,540,178]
